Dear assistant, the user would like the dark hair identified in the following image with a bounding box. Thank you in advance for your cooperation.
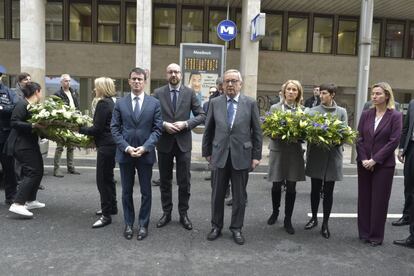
[22,82,41,98]
[319,83,337,95]
[17,72,31,82]
[129,67,147,80]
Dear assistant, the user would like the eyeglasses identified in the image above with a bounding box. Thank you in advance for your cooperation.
[167,70,181,75]
[224,79,240,85]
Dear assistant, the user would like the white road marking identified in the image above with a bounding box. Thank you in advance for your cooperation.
[308,213,402,218]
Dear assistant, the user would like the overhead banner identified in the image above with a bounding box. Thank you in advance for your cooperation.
[180,43,225,107]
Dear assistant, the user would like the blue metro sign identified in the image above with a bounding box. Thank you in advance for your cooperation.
[217,20,237,42]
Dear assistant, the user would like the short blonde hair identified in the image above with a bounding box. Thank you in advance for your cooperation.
[94,77,116,98]
[281,80,303,105]
[371,82,396,109]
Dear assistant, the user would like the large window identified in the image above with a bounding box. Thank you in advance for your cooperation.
[209,9,226,45]
[337,19,357,55]
[126,6,136,44]
[371,21,381,56]
[313,17,332,54]
[69,2,92,42]
[46,1,63,41]
[385,22,404,58]
[12,0,19,39]
[261,14,282,51]
[409,23,414,58]
[153,6,176,45]
[181,8,203,43]
[287,16,308,52]
[98,4,120,43]
[0,0,4,38]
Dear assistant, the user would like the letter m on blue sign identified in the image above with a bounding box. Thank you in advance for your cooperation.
[220,26,234,35]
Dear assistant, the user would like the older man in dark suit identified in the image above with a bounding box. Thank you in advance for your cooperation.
[153,63,206,231]
[202,69,263,245]
[394,99,414,248]
[111,67,163,240]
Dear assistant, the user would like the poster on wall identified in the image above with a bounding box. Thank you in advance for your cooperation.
[180,43,225,107]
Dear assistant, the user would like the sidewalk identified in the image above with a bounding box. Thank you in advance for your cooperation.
[45,132,404,175]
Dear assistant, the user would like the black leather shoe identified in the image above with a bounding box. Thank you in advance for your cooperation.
[180,214,193,230]
[369,241,382,247]
[207,228,222,241]
[392,216,410,226]
[393,236,414,248]
[68,170,81,175]
[231,230,245,245]
[152,179,161,186]
[137,226,148,241]
[267,212,279,225]
[304,217,318,230]
[284,218,295,235]
[321,223,330,239]
[92,216,112,228]
[95,208,118,216]
[123,225,133,240]
[156,213,171,228]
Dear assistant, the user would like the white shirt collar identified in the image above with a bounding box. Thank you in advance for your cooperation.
[131,92,145,102]
[226,93,240,103]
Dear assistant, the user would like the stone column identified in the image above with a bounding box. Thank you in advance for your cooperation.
[20,0,46,93]
[239,0,261,99]
[136,0,152,90]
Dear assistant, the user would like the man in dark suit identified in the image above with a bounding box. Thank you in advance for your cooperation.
[304,86,320,108]
[153,63,206,231]
[394,100,414,227]
[53,74,80,177]
[394,99,414,247]
[111,67,163,240]
[202,69,263,245]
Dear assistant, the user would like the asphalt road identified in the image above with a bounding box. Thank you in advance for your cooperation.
[0,165,413,276]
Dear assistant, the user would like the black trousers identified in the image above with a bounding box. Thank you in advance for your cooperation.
[0,142,17,201]
[211,153,249,230]
[158,141,191,215]
[403,142,414,216]
[96,145,117,217]
[13,147,43,204]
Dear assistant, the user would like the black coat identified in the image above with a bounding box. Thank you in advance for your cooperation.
[54,87,80,109]
[4,99,39,156]
[79,97,115,147]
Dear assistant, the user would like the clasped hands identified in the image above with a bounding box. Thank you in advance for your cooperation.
[127,146,146,158]
[362,159,376,171]
[164,121,187,134]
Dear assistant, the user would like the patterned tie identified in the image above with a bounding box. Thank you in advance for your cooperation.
[227,98,235,128]
[134,96,140,117]
[172,90,177,112]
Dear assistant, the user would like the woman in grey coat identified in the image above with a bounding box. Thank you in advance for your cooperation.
[267,80,306,235]
[304,83,347,239]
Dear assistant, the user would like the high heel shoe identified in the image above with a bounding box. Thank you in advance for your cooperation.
[304,217,318,230]
[321,223,330,239]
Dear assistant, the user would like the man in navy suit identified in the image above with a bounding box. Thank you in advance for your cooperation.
[111,67,163,241]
